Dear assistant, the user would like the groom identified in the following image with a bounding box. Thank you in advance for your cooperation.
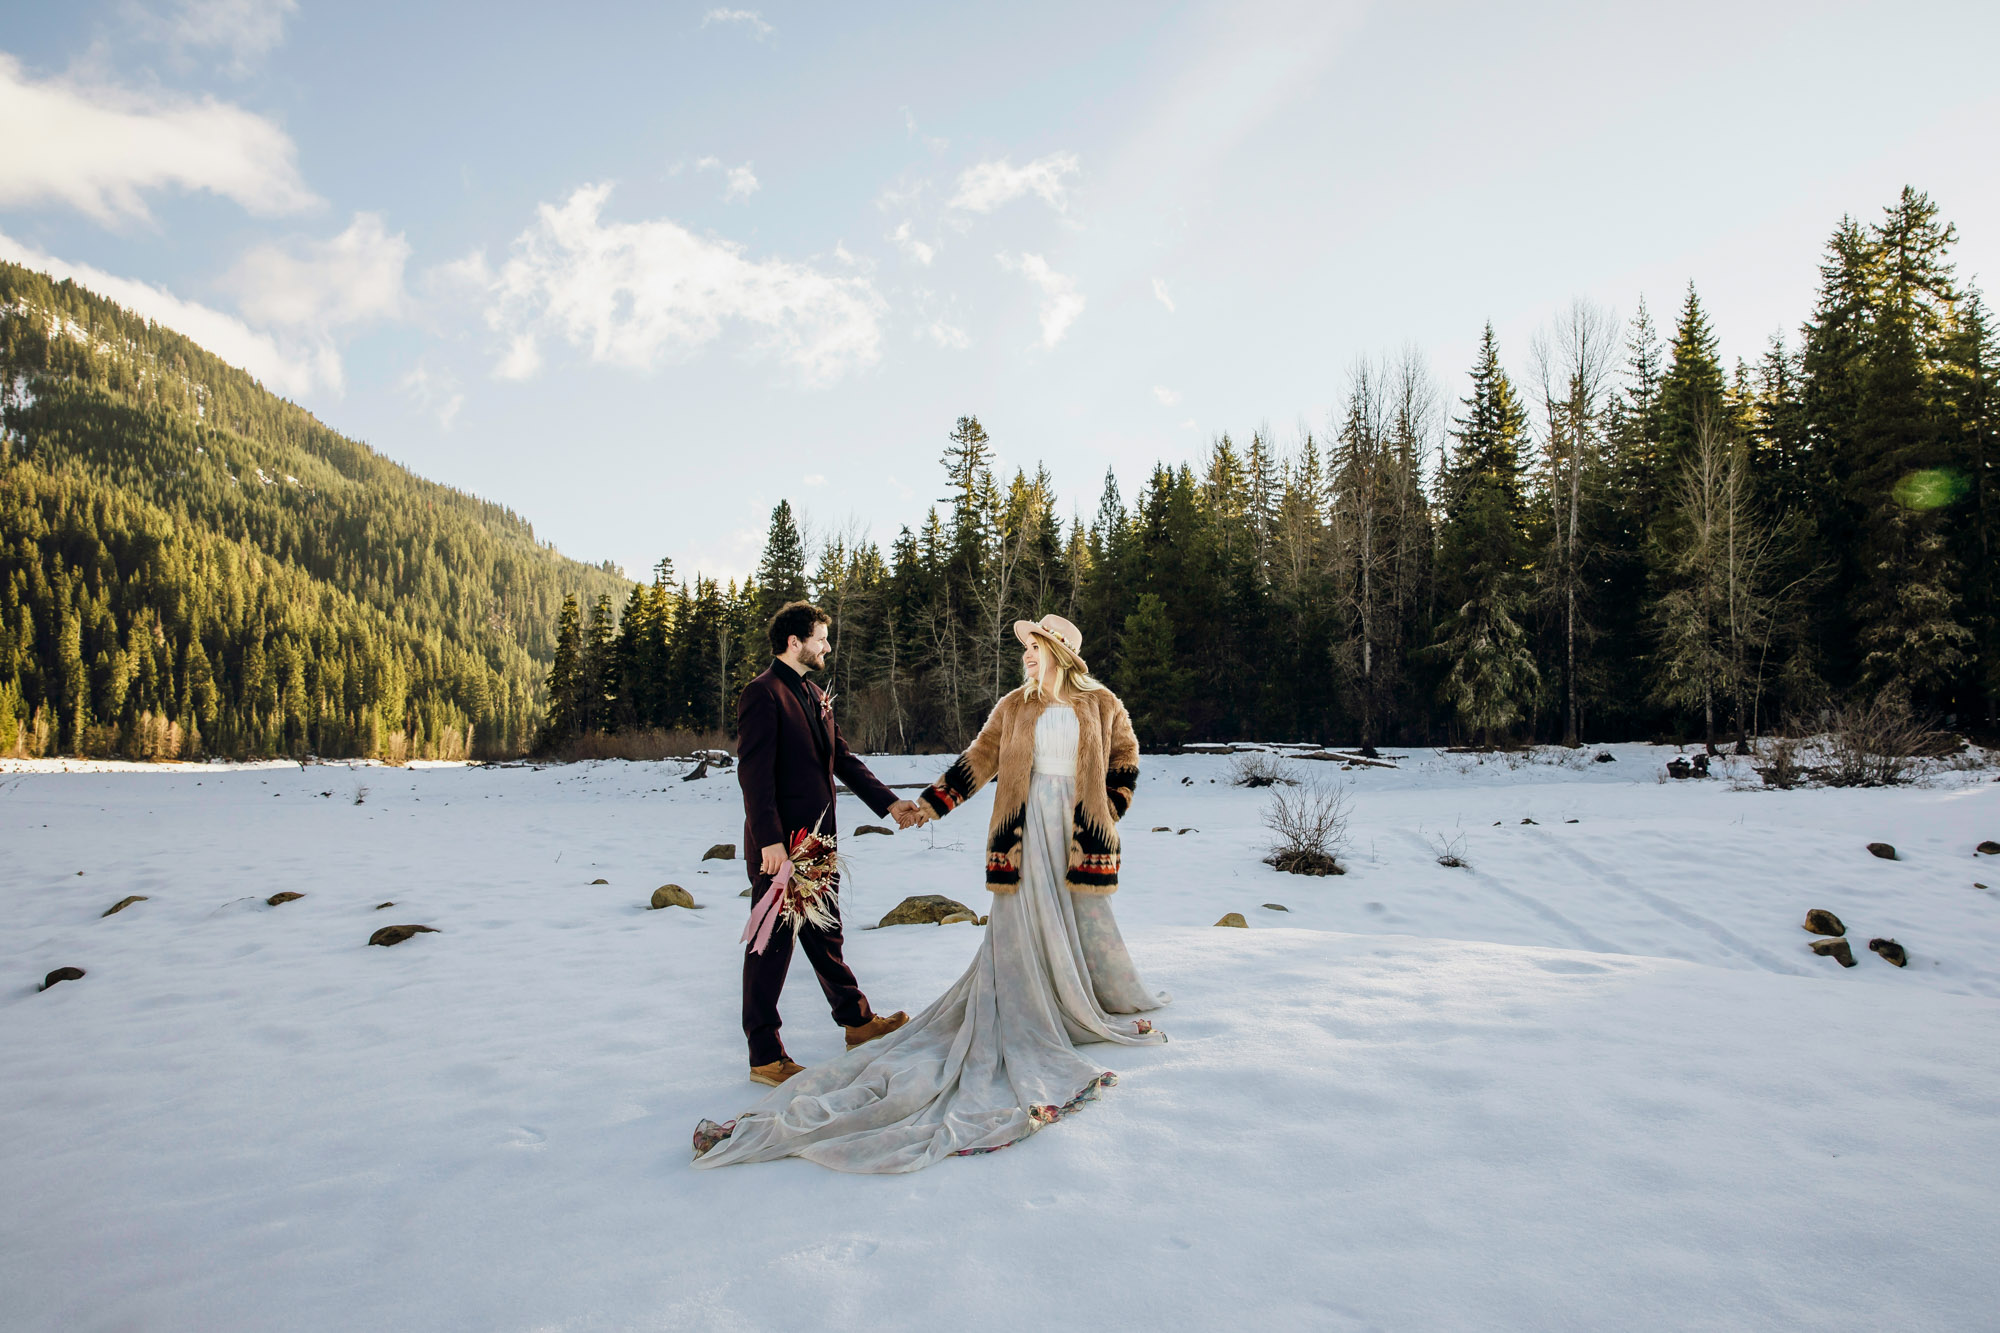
[735,600,920,1086]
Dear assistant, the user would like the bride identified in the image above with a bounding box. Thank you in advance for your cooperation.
[691,613,1169,1173]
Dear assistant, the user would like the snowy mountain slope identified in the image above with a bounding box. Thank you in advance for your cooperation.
[2,746,1998,1329]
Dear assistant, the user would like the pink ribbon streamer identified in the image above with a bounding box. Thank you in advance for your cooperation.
[741,860,792,955]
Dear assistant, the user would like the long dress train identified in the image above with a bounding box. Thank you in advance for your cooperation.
[692,714,1168,1173]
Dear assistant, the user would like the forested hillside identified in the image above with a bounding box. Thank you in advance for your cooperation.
[0,262,630,760]
[542,188,1996,754]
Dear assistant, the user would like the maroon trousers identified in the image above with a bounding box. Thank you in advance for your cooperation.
[741,871,868,1066]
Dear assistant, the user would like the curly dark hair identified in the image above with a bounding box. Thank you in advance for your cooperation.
[767,600,830,655]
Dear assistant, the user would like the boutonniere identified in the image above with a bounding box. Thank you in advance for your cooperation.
[817,686,836,720]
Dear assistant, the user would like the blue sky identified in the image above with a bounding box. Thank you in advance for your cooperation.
[4,0,1997,583]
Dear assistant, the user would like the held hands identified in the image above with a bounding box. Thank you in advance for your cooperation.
[888,799,930,830]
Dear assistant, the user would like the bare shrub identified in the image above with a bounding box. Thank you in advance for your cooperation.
[1229,752,1300,788]
[1822,691,1939,788]
[1429,830,1470,868]
[554,728,735,763]
[352,783,370,806]
[1754,731,1806,789]
[1262,782,1349,876]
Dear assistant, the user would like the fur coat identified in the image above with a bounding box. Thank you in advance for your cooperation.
[916,684,1140,894]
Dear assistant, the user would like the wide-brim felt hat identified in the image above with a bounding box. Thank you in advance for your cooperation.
[1014,613,1084,663]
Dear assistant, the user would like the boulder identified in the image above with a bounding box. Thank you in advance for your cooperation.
[590,878,609,885]
[1178,828,1197,834]
[1215,913,1248,928]
[1803,909,1846,937]
[878,895,974,927]
[649,884,697,910]
[1263,903,1289,911]
[368,924,438,947]
[1593,751,1616,762]
[854,825,893,835]
[1866,842,1898,860]
[40,966,85,991]
[1667,757,1692,779]
[102,895,148,917]
[938,911,977,925]
[1868,937,1908,967]
[702,843,736,861]
[1152,826,1171,832]
[1977,840,2000,855]
[266,891,304,906]
[374,901,394,910]
[740,888,751,897]
[1809,937,1857,967]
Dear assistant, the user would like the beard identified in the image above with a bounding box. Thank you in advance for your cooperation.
[800,643,829,671]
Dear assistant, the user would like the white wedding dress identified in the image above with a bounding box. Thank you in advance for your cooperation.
[692,704,1170,1173]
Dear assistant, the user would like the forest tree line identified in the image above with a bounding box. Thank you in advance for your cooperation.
[542,189,1995,755]
[0,261,631,761]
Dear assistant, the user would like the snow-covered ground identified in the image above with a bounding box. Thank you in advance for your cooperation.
[4,744,1999,1330]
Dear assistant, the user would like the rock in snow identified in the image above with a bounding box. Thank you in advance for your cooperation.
[649,885,696,910]
[1868,842,1899,860]
[1215,912,1248,928]
[1803,909,1846,937]
[1869,938,1908,967]
[1810,937,1858,967]
[101,895,147,917]
[702,843,736,861]
[878,895,973,927]
[368,924,438,947]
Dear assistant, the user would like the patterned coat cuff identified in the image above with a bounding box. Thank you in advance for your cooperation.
[1106,765,1138,820]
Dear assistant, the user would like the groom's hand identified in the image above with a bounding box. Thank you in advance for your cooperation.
[759,843,789,875]
[889,799,926,829]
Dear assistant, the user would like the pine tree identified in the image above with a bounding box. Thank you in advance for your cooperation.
[542,593,582,747]
[1115,593,1191,749]
[755,500,808,623]
[1434,326,1537,743]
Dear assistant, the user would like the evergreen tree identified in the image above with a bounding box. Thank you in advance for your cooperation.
[1434,326,1537,742]
[1115,593,1191,749]
[755,500,809,622]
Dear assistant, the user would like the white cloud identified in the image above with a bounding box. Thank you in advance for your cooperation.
[1152,276,1175,313]
[701,8,772,38]
[696,156,759,202]
[484,183,884,386]
[153,0,299,71]
[0,53,317,225]
[400,363,463,430]
[997,252,1084,348]
[949,152,1080,215]
[925,320,969,350]
[226,213,410,328]
[724,163,759,201]
[890,221,934,266]
[1153,385,1180,406]
[0,229,334,395]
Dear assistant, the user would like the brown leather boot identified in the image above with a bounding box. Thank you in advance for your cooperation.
[749,1057,805,1086]
[845,1009,909,1049]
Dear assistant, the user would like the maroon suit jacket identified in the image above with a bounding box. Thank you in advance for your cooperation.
[736,661,897,858]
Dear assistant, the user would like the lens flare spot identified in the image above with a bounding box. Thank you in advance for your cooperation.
[1892,468,1967,511]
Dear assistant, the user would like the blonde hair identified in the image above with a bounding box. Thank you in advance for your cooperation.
[1022,630,1104,702]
